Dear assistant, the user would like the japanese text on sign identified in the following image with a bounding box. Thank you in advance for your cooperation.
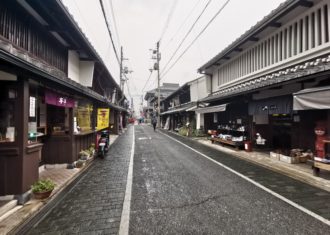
[97,108,110,130]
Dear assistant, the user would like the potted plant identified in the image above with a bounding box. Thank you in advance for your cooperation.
[75,159,85,168]
[31,178,56,199]
[79,150,90,160]
[89,144,95,157]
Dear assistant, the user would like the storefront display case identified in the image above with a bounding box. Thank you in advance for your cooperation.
[211,123,248,150]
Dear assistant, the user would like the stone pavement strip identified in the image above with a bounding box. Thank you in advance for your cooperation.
[0,135,120,234]
[24,128,133,235]
[10,129,132,235]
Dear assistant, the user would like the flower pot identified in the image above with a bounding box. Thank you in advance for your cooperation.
[33,190,53,199]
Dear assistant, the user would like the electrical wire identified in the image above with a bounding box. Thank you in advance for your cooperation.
[161,0,231,79]
[162,0,202,51]
[159,0,178,43]
[141,70,154,92]
[146,78,157,92]
[161,0,213,76]
[108,0,121,49]
[99,0,120,65]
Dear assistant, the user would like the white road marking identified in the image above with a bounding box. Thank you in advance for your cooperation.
[119,125,135,235]
[161,132,330,227]
[138,137,152,140]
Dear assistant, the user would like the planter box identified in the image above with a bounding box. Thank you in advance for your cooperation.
[299,155,308,163]
[280,154,299,164]
[33,190,53,200]
[270,152,279,160]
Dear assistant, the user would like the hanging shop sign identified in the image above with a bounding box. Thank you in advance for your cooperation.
[248,96,292,115]
[45,90,74,108]
[29,96,36,117]
[77,105,93,131]
[97,108,110,130]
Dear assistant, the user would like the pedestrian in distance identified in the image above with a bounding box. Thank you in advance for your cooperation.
[152,115,157,131]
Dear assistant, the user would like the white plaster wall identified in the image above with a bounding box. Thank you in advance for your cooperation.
[190,76,210,101]
[196,113,205,130]
[210,0,330,93]
[68,50,80,83]
[80,61,95,87]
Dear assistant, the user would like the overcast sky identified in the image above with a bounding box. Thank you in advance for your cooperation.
[61,0,285,109]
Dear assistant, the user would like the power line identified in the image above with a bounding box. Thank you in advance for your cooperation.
[161,0,213,76]
[162,0,202,51]
[99,0,120,65]
[108,0,121,48]
[159,0,178,43]
[141,70,153,92]
[129,76,139,94]
[161,0,231,79]
[146,77,157,92]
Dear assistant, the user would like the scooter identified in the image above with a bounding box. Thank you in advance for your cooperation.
[97,130,110,159]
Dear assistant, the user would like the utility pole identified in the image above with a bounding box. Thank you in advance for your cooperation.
[118,47,132,104]
[120,46,124,92]
[156,41,161,128]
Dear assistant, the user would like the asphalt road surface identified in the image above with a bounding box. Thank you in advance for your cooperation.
[130,125,330,234]
[21,124,330,234]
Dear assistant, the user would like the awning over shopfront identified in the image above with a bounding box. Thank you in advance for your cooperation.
[293,86,330,110]
[185,105,197,112]
[161,102,197,115]
[194,103,227,114]
[161,106,187,115]
[248,96,292,115]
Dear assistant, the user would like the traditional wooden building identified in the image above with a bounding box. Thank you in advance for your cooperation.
[144,83,179,119]
[0,0,127,203]
[161,76,210,131]
[198,0,330,154]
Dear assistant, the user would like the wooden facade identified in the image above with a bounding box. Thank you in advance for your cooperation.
[198,0,330,153]
[0,0,126,201]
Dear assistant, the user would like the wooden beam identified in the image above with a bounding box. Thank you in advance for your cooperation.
[248,36,259,42]
[299,0,313,8]
[233,48,243,52]
[269,22,281,28]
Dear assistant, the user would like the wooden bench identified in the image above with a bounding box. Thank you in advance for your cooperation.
[210,137,244,150]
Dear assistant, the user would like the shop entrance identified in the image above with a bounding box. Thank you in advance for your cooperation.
[271,114,292,151]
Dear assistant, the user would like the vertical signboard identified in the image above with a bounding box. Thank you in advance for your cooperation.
[97,108,110,130]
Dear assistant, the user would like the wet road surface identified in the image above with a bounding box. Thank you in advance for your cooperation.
[130,125,330,234]
[20,125,330,234]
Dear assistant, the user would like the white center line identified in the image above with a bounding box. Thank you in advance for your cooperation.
[161,131,330,227]
[119,125,135,235]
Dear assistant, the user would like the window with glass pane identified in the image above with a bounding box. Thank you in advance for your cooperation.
[0,83,16,142]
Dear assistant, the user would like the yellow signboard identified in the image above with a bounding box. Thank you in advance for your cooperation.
[77,105,92,131]
[97,108,110,130]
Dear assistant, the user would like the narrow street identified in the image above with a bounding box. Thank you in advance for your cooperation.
[20,124,330,234]
[131,125,330,234]
[3,1,330,234]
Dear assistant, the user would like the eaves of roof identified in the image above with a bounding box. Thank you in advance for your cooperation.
[162,83,190,102]
[198,0,305,72]
[53,0,122,95]
[200,54,330,102]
